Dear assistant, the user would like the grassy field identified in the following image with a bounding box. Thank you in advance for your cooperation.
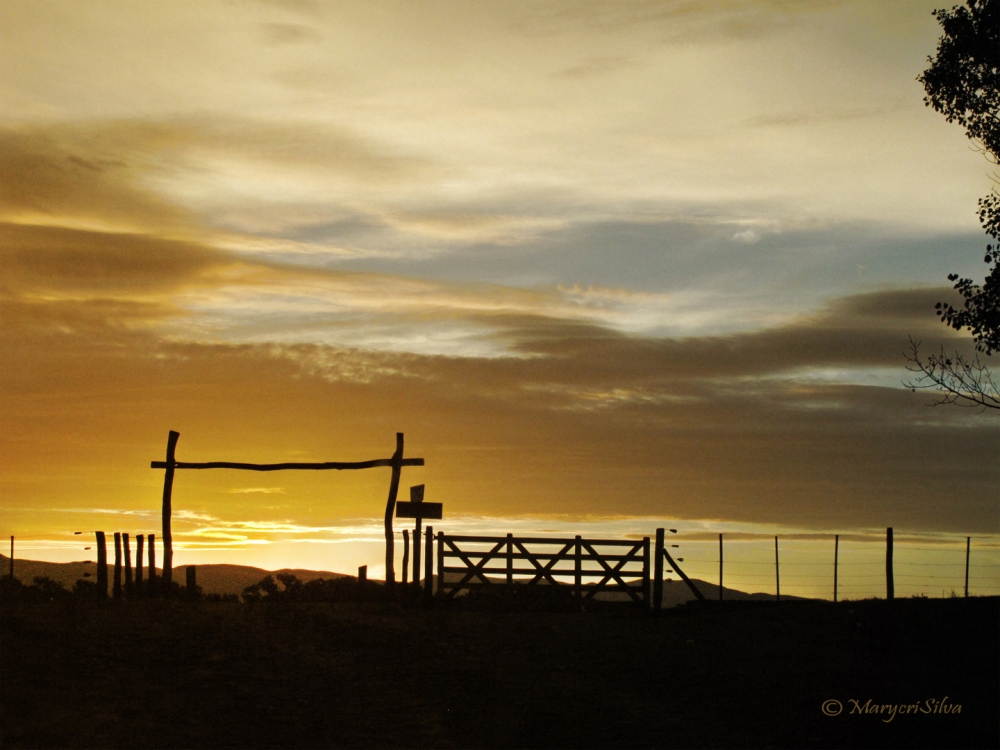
[1,594,997,749]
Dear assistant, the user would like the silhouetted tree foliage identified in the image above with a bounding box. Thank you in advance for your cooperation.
[919,0,999,353]
[0,576,72,604]
[242,574,377,603]
[908,0,1000,407]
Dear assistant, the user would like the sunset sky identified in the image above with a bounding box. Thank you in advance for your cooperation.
[1,0,997,593]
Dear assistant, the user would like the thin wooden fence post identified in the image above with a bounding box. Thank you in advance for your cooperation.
[886,527,894,600]
[113,532,123,598]
[424,526,433,602]
[719,533,724,601]
[160,430,180,592]
[654,529,664,613]
[358,565,367,586]
[642,536,650,608]
[8,536,12,579]
[574,535,582,600]
[413,520,422,588]
[402,529,409,585]
[147,533,156,595]
[123,533,133,595]
[506,533,513,588]
[186,565,197,599]
[965,536,971,598]
[136,535,144,593]
[436,531,444,597]
[383,433,404,585]
[834,534,839,603]
[96,532,108,598]
[774,536,780,603]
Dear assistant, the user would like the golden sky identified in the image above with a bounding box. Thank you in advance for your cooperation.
[1,1,997,583]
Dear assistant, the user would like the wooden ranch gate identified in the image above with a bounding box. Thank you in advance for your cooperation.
[436,533,650,604]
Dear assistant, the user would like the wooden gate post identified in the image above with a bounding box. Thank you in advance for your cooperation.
[653,529,665,613]
[113,532,123,598]
[424,526,434,601]
[506,533,513,587]
[383,433,404,585]
[401,529,410,585]
[886,527,894,600]
[147,533,156,594]
[436,531,444,596]
[642,536,651,607]
[96,531,108,598]
[160,431,180,591]
[123,533,133,595]
[136,535,144,593]
[574,535,582,600]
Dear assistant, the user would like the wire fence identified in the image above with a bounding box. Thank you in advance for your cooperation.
[668,531,1000,601]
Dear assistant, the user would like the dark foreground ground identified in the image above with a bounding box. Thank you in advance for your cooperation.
[1,595,997,749]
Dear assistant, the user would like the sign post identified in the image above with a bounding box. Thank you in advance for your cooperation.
[396,484,443,589]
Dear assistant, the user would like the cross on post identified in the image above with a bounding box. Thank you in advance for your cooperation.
[396,484,443,586]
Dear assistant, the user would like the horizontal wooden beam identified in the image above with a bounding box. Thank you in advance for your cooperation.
[151,458,424,471]
[442,534,641,546]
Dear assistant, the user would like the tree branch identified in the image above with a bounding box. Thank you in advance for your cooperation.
[904,338,1000,411]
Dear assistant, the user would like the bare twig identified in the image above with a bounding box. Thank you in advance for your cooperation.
[904,338,1000,411]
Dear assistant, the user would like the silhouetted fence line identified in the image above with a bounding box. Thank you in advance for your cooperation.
[667,529,1000,602]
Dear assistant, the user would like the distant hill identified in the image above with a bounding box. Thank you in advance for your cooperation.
[1,554,808,603]
[0,554,347,595]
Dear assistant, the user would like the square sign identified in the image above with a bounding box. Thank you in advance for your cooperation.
[396,502,443,519]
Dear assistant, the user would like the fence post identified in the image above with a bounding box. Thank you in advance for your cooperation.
[383,433,404,585]
[424,526,434,602]
[774,536,780,603]
[834,534,839,603]
[147,533,156,595]
[642,536,650,608]
[186,565,197,599]
[886,527,894,600]
[402,529,409,586]
[136,535,144,593]
[8,536,12,580]
[506,533,513,588]
[113,532,122,599]
[123,533,133,595]
[574,535,582,600]
[437,531,444,597]
[96,532,108,598]
[413,519,422,588]
[965,536,971,598]
[719,533,724,601]
[654,529,664,613]
[160,430,179,592]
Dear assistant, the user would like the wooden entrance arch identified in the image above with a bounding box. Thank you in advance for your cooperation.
[151,431,424,587]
